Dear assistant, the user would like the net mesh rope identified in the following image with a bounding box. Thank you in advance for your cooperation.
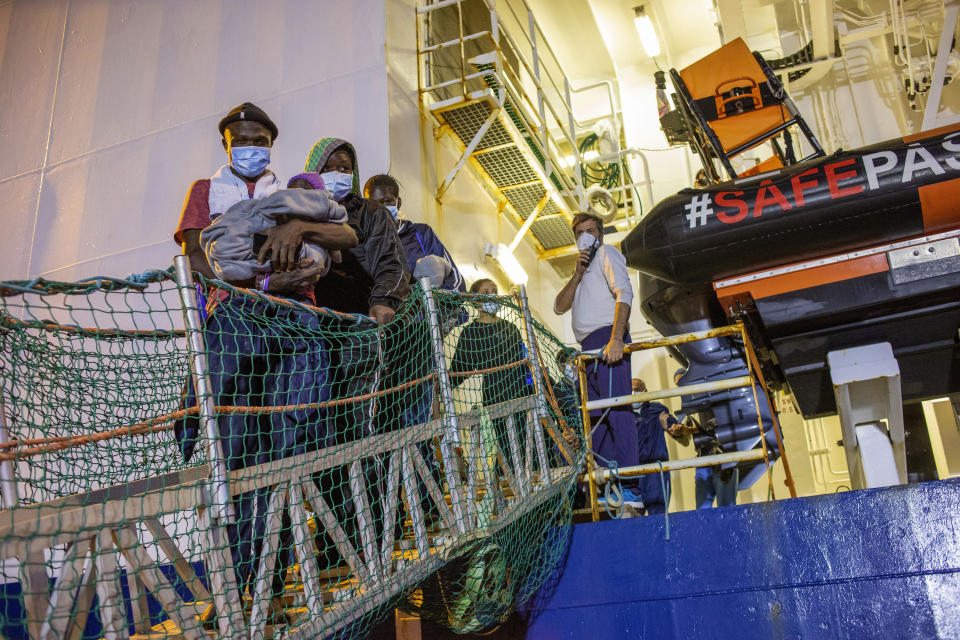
[0,268,583,639]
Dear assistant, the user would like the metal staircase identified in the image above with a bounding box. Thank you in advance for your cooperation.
[416,0,647,258]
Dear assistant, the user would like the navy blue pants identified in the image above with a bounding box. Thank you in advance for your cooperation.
[395,323,435,431]
[315,326,387,558]
[178,295,329,598]
[581,327,638,493]
[633,403,671,513]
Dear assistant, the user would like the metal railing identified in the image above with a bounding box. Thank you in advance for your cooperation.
[416,0,649,252]
[575,322,798,522]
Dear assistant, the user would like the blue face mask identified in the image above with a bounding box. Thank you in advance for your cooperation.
[230,146,270,179]
[320,171,354,201]
[385,205,399,221]
[481,301,500,315]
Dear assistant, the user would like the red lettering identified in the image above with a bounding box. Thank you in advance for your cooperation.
[715,191,748,224]
[790,167,819,207]
[824,158,863,199]
[753,180,792,218]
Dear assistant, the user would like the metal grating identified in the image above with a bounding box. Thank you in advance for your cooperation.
[439,101,513,151]
[531,215,574,250]
[474,146,538,188]
[502,183,561,220]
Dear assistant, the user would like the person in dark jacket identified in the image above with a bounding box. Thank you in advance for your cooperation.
[286,138,411,443]
[630,377,674,514]
[450,279,529,465]
[293,138,412,323]
[276,139,411,563]
[363,173,465,436]
[363,174,465,292]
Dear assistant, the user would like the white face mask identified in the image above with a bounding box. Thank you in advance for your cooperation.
[385,204,399,221]
[577,232,599,251]
[320,171,353,201]
[481,301,500,315]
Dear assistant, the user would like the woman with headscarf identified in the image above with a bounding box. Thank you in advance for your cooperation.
[260,140,411,568]
[262,138,410,325]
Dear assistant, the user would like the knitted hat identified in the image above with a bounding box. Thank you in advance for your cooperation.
[287,172,325,190]
[218,102,279,140]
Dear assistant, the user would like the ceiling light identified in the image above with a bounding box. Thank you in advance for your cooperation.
[633,6,661,58]
[495,244,529,285]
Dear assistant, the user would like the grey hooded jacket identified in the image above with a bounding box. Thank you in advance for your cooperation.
[200,189,347,281]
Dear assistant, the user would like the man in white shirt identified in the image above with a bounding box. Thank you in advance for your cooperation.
[554,213,644,510]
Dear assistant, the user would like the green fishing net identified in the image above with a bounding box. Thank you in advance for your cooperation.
[0,268,583,639]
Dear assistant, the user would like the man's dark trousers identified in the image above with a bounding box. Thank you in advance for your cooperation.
[581,326,639,494]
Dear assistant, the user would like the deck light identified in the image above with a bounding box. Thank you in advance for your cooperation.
[633,6,661,58]
[487,243,529,285]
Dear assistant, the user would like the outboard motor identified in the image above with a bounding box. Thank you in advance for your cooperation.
[637,274,777,489]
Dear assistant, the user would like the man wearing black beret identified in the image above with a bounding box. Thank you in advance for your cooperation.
[172,102,329,613]
[174,102,323,295]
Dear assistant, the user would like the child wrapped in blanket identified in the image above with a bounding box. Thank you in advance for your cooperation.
[200,172,347,302]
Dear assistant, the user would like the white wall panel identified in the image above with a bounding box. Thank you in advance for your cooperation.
[0,172,42,279]
[1,0,390,281]
[385,0,425,221]
[48,0,192,165]
[31,119,204,279]
[48,0,387,165]
[281,66,390,177]
[0,0,66,180]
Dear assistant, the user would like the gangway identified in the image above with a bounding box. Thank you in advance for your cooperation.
[0,264,584,639]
